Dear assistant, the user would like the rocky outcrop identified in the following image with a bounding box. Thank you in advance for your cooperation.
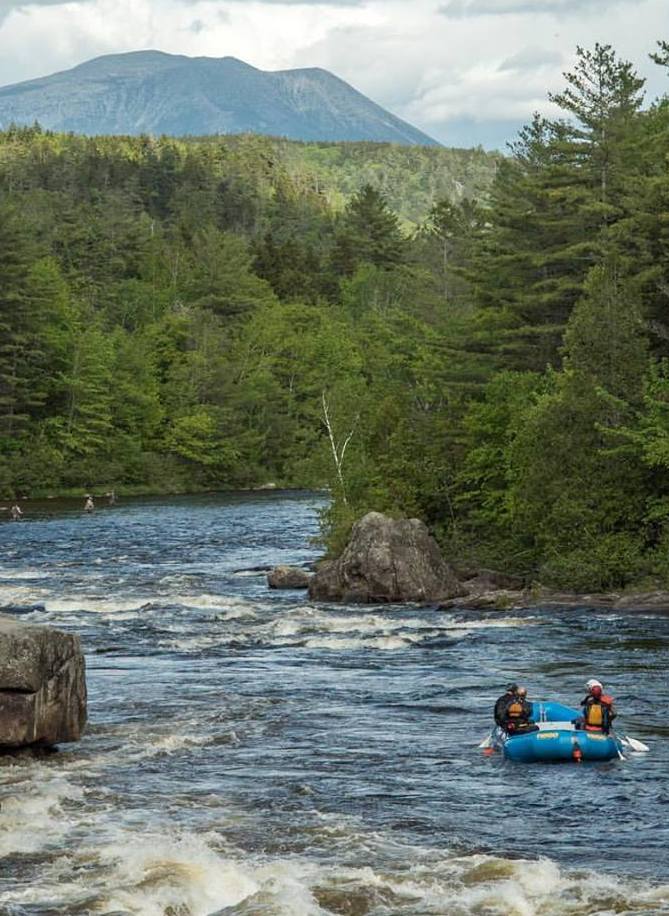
[461,568,525,593]
[267,565,312,589]
[308,511,463,604]
[0,614,87,748]
[439,586,669,613]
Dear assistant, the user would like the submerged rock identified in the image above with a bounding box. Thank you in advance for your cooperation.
[0,614,87,748]
[267,565,312,589]
[308,511,463,604]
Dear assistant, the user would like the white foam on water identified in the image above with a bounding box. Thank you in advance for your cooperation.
[441,615,537,630]
[45,595,152,614]
[95,833,330,916]
[0,569,48,581]
[294,813,669,915]
[303,634,415,651]
[0,583,49,606]
[40,592,260,617]
[1,788,668,916]
[169,593,240,610]
[0,770,83,857]
[123,732,214,761]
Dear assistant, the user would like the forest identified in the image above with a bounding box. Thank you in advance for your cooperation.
[2,42,669,590]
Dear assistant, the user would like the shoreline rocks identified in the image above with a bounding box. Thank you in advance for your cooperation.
[308,511,463,604]
[267,565,312,589]
[439,587,669,614]
[0,614,87,748]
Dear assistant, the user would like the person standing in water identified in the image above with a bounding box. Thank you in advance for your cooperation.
[84,495,95,513]
[10,503,23,521]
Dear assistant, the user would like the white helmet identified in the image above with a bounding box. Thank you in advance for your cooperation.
[585,678,603,692]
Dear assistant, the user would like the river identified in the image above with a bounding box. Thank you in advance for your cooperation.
[0,491,668,915]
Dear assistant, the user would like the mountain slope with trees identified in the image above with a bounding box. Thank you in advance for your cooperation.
[4,42,669,592]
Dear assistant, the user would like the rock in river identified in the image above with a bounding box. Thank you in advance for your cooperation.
[0,614,87,748]
[267,565,312,589]
[308,511,463,604]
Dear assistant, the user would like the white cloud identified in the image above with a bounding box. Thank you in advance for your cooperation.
[498,47,564,72]
[438,0,634,16]
[0,0,667,148]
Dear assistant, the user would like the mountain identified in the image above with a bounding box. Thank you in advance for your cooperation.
[0,51,440,146]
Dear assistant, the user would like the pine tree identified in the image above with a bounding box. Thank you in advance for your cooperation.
[472,46,645,371]
[330,185,406,278]
[507,265,649,586]
[0,204,44,439]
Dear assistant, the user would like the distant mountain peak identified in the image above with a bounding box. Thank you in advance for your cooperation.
[0,51,440,146]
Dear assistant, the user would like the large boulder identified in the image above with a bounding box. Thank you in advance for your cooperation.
[0,614,87,748]
[308,511,463,604]
[267,565,312,589]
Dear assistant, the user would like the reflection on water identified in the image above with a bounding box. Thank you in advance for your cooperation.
[1,491,668,914]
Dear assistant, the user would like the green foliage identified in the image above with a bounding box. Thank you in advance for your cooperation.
[4,49,669,594]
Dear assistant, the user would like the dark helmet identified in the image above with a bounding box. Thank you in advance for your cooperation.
[505,683,519,694]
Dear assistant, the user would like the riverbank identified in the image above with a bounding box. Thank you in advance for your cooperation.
[440,585,669,614]
[0,485,327,519]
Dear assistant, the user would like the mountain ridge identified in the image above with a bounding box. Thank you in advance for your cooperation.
[0,50,440,146]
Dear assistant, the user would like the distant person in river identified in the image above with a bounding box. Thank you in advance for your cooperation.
[107,490,116,506]
[10,503,23,521]
[494,683,518,727]
[501,686,538,734]
[578,679,616,734]
[84,495,94,513]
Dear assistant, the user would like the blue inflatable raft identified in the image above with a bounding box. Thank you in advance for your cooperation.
[491,700,624,762]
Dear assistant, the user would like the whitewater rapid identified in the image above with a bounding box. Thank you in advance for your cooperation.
[1,492,667,915]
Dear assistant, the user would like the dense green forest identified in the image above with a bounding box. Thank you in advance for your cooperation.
[4,42,669,590]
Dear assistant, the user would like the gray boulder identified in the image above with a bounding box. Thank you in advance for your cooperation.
[0,614,87,748]
[267,565,312,589]
[308,511,463,603]
[462,568,525,593]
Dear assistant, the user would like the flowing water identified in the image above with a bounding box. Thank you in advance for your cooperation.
[0,491,668,916]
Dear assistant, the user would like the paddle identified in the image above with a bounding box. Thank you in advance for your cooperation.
[620,735,649,752]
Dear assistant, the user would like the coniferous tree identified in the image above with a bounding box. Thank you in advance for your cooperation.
[331,185,406,278]
[472,46,645,371]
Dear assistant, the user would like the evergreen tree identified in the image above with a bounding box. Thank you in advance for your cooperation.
[507,265,649,586]
[472,46,645,371]
[330,185,406,279]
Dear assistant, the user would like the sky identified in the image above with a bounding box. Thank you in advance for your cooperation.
[0,0,666,149]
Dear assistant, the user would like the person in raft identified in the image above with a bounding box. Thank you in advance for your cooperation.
[501,686,538,734]
[494,683,518,728]
[577,679,617,734]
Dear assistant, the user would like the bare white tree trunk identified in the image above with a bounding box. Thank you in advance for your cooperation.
[321,391,358,505]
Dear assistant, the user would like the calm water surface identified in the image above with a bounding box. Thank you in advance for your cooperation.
[0,491,668,915]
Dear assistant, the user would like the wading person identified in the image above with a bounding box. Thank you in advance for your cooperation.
[10,503,23,521]
[84,495,95,513]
